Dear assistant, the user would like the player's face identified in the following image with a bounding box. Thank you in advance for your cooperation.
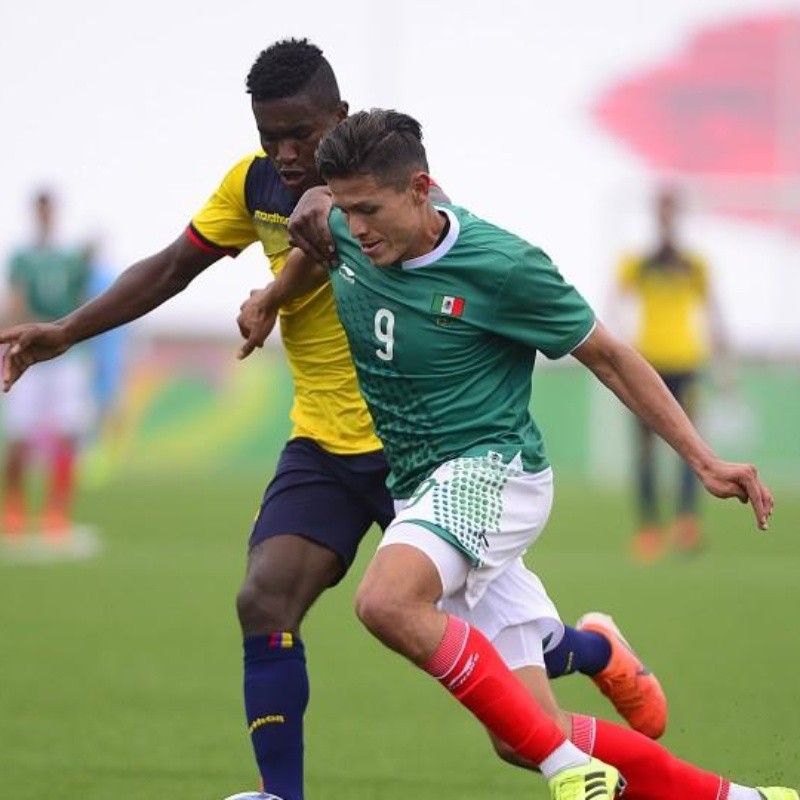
[252,95,348,197]
[656,189,679,240]
[329,172,432,267]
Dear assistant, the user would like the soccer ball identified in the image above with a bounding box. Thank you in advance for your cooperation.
[221,794,284,800]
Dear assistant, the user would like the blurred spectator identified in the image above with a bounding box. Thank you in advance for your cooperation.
[611,185,729,562]
[1,189,93,540]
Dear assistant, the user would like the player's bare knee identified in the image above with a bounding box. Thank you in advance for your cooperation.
[353,580,384,632]
[354,580,403,642]
[236,578,297,635]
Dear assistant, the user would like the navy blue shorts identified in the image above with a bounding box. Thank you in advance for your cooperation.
[249,437,395,577]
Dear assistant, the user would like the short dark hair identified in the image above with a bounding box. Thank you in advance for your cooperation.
[246,38,340,108]
[316,109,429,189]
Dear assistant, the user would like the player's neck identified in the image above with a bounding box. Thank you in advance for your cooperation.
[404,207,448,260]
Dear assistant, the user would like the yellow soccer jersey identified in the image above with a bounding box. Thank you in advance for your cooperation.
[617,249,710,373]
[188,152,381,454]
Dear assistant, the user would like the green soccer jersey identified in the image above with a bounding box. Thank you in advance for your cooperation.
[9,245,90,321]
[328,204,595,499]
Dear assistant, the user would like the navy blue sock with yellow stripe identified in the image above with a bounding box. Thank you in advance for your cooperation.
[544,625,611,678]
[243,632,308,800]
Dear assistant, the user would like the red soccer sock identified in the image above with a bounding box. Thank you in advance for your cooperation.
[46,437,76,517]
[2,489,27,536]
[424,615,567,765]
[571,714,730,800]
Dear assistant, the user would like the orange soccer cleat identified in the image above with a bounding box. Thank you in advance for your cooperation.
[577,612,667,739]
[673,514,704,556]
[2,494,28,540]
[630,526,666,564]
[40,507,71,542]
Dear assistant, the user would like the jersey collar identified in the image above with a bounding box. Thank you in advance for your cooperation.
[401,206,460,269]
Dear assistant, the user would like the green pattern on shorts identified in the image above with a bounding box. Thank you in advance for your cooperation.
[429,454,514,563]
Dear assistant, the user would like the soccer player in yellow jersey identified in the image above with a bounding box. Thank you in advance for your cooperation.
[615,186,727,561]
[0,41,391,799]
[0,39,671,798]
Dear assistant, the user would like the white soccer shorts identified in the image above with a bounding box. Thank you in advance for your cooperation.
[380,453,564,669]
[2,356,95,439]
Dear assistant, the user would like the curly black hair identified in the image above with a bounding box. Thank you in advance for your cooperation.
[246,38,340,107]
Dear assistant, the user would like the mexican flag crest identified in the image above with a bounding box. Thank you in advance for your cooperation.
[431,294,465,317]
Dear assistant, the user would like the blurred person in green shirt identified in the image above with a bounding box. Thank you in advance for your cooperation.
[1,189,92,539]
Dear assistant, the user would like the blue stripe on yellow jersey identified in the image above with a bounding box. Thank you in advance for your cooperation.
[190,152,380,455]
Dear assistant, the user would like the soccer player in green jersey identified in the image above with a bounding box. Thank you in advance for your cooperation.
[238,109,792,800]
[1,189,92,539]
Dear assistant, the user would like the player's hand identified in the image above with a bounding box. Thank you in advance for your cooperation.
[0,323,71,391]
[288,186,337,267]
[237,288,278,360]
[697,458,774,531]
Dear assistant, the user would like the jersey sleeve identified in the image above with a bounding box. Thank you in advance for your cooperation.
[494,245,595,360]
[188,154,259,257]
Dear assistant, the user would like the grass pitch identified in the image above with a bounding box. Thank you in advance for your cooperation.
[0,472,798,799]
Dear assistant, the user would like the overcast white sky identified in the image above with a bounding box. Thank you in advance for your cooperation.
[2,0,798,350]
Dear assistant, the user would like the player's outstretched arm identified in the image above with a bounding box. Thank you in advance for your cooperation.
[57,233,219,345]
[237,248,329,360]
[572,321,773,531]
[0,231,219,391]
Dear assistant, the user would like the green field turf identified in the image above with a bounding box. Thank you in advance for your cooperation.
[0,473,798,799]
